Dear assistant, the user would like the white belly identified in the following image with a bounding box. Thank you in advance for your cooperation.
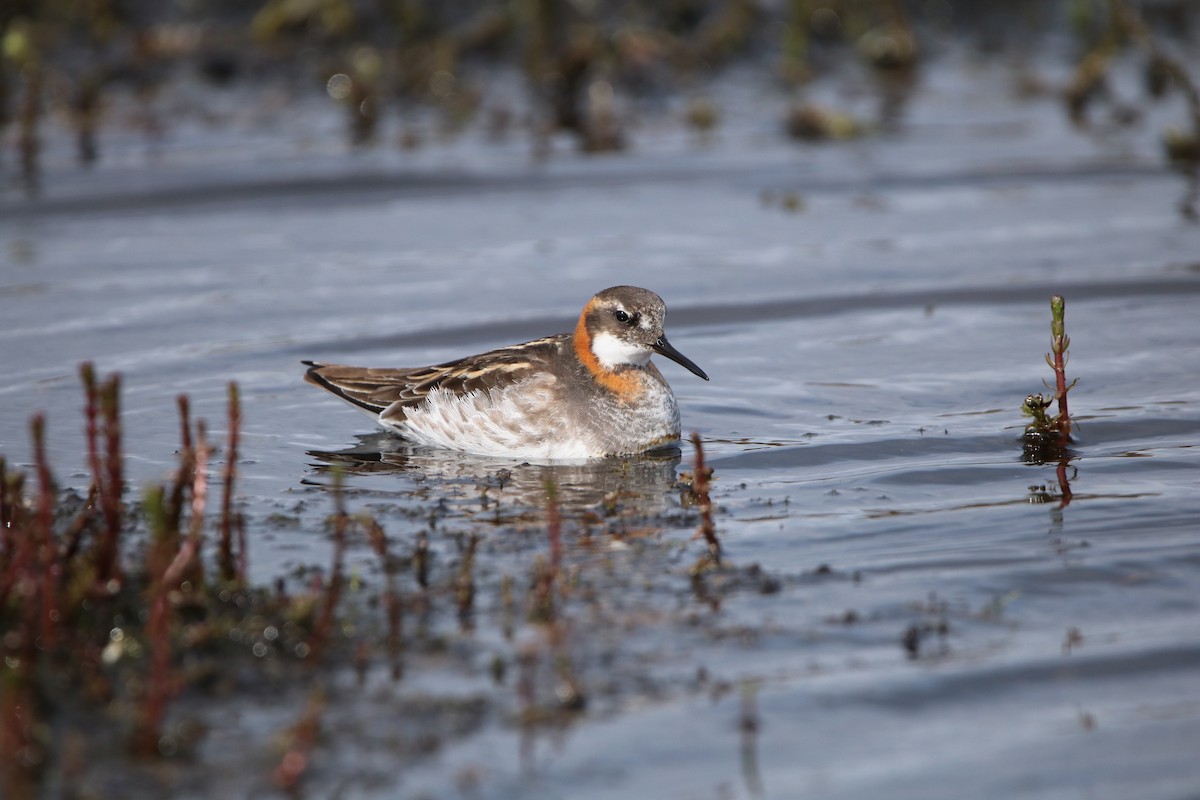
[377,379,680,460]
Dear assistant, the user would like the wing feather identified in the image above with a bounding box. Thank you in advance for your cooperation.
[303,335,566,422]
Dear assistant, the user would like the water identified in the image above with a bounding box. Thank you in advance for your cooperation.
[3,54,1200,798]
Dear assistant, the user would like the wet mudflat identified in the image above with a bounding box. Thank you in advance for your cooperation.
[4,53,1200,799]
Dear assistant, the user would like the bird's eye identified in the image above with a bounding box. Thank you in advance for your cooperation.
[614,309,631,324]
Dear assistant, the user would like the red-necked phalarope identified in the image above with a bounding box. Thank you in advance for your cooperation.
[303,286,709,459]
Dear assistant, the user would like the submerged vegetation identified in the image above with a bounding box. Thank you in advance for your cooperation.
[0,365,747,797]
[1022,295,1077,514]
[2,366,262,794]
[0,365,418,795]
[1,0,1199,207]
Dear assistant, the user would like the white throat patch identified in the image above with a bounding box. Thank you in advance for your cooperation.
[591,331,651,369]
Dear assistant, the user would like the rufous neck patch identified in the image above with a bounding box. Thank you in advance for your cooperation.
[574,307,639,400]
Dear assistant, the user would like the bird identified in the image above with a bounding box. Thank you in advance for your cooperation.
[303,285,709,460]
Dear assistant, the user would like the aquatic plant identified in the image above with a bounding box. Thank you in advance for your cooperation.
[0,365,376,795]
[218,382,244,584]
[1,18,43,196]
[687,432,721,572]
[1061,0,1200,215]
[1022,295,1077,462]
[0,361,804,796]
[1118,0,1200,218]
[79,362,124,587]
[784,102,863,141]
[1117,0,1200,145]
[10,0,1176,174]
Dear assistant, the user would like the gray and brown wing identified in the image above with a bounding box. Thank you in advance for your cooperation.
[303,335,565,421]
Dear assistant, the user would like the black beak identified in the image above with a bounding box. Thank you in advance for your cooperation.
[652,336,709,381]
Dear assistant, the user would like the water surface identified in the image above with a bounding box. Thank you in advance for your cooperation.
[3,55,1200,799]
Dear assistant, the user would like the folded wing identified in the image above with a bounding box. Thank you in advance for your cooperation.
[303,335,565,422]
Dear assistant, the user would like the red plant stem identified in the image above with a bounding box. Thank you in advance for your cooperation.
[0,455,9,535]
[79,364,110,569]
[160,531,201,590]
[79,369,124,582]
[136,478,186,756]
[0,460,12,598]
[163,433,208,588]
[177,395,192,452]
[61,483,96,566]
[1049,295,1072,441]
[690,432,720,563]
[7,440,41,732]
[31,415,58,649]
[1053,351,1070,437]
[0,472,26,620]
[95,375,123,585]
[190,422,208,543]
[165,396,195,538]
[137,576,172,757]
[218,383,240,583]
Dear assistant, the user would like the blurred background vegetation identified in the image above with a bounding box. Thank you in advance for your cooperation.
[1,0,1198,191]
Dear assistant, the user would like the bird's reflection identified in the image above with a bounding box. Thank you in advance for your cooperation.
[305,433,684,520]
